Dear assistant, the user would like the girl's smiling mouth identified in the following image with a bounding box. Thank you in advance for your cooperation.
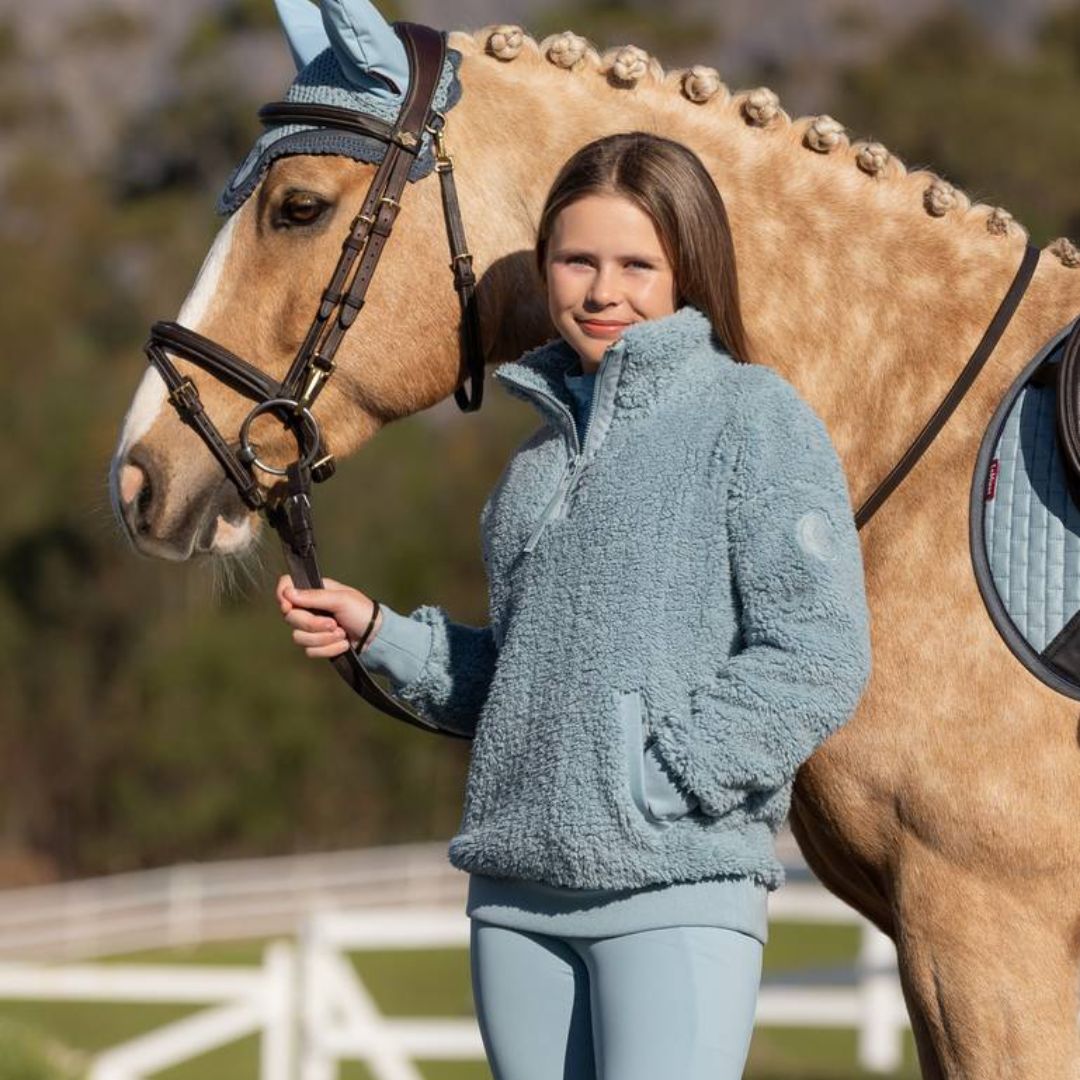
[577,317,633,337]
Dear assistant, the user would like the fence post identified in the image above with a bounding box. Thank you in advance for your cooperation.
[298,914,336,1080]
[262,941,297,1080]
[857,923,902,1072]
[167,866,202,949]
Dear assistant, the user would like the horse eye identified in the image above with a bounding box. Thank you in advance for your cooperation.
[278,192,329,227]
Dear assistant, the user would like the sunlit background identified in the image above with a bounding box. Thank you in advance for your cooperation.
[0,0,1078,1076]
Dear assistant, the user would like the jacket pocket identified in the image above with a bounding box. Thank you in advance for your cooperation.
[616,689,700,824]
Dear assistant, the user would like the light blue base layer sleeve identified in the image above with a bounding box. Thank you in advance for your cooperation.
[361,603,434,686]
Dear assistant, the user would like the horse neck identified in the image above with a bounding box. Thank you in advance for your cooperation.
[450,32,1080,500]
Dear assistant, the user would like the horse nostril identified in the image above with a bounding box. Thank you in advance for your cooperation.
[119,461,154,534]
[119,464,144,506]
[135,475,153,532]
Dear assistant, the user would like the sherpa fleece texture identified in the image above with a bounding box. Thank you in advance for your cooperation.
[366,304,872,891]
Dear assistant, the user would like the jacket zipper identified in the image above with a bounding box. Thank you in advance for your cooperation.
[523,456,576,553]
[521,389,578,554]
[522,367,606,554]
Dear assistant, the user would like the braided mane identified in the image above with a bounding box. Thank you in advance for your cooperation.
[448,24,1079,267]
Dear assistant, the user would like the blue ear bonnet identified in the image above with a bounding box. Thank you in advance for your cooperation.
[218,44,463,216]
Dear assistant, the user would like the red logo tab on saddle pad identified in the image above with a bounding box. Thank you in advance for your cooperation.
[984,458,999,501]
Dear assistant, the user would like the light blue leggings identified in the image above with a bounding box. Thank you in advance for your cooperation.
[469,920,763,1080]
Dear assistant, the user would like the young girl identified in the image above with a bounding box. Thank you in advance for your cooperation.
[277,132,872,1080]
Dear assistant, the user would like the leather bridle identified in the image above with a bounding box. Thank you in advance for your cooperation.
[144,22,478,738]
[142,16,1044,737]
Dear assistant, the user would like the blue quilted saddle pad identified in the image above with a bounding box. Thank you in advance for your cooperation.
[971,317,1080,696]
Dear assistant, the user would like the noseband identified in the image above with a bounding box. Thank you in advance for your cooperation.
[144,22,478,738]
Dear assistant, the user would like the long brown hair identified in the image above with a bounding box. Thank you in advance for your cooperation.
[535,131,754,365]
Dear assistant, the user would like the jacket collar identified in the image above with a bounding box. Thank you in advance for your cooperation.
[492,304,727,420]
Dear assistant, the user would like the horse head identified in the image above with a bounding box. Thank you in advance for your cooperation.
[110,0,549,560]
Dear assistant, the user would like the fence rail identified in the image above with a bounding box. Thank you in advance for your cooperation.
[0,841,468,961]
[0,832,809,962]
[0,895,909,1079]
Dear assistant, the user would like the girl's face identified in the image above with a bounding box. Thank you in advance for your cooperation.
[543,192,677,371]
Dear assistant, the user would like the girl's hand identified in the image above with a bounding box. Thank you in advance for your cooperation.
[276,574,384,659]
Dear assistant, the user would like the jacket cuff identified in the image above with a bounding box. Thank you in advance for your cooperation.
[360,603,434,688]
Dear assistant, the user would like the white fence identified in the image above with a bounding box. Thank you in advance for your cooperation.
[0,832,808,963]
[296,901,908,1078]
[0,878,911,1078]
[0,841,467,962]
[0,945,295,1080]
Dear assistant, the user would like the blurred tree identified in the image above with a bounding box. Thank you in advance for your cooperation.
[1037,2,1080,76]
[828,5,1080,244]
[112,85,262,199]
[532,0,718,57]
[64,8,149,47]
[0,18,17,64]
[182,0,284,64]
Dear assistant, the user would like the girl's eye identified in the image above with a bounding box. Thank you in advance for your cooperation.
[277,192,330,228]
[628,260,655,270]
[566,255,592,266]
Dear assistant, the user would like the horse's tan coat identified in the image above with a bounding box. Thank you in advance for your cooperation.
[114,26,1080,1074]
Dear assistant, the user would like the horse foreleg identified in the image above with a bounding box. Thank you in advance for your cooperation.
[892,847,1080,1080]
[789,779,894,934]
[790,781,948,1078]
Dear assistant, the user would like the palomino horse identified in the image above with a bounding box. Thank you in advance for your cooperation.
[110,2,1080,1075]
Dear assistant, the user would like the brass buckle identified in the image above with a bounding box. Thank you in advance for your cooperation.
[298,361,334,411]
[169,377,201,417]
[358,195,401,229]
[425,110,453,171]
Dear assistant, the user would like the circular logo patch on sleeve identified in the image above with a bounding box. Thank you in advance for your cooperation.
[795,508,838,562]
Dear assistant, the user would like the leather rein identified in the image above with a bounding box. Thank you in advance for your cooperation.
[143,16,1043,735]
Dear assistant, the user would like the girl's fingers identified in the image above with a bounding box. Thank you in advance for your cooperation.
[285,610,340,633]
[276,575,294,612]
[283,585,344,611]
[304,640,352,659]
[292,628,346,648]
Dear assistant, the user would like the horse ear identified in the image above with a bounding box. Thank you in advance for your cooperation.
[273,0,330,71]
[320,0,408,99]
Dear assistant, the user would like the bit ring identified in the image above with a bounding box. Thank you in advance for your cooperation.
[238,398,321,477]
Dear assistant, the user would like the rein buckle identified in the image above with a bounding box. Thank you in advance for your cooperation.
[169,377,202,420]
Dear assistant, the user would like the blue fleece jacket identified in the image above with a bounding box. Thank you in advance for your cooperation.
[364,359,770,940]
[361,303,872,894]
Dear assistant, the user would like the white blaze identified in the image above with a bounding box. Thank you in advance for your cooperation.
[115,213,238,459]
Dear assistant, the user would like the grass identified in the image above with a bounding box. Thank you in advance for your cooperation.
[0,923,920,1079]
